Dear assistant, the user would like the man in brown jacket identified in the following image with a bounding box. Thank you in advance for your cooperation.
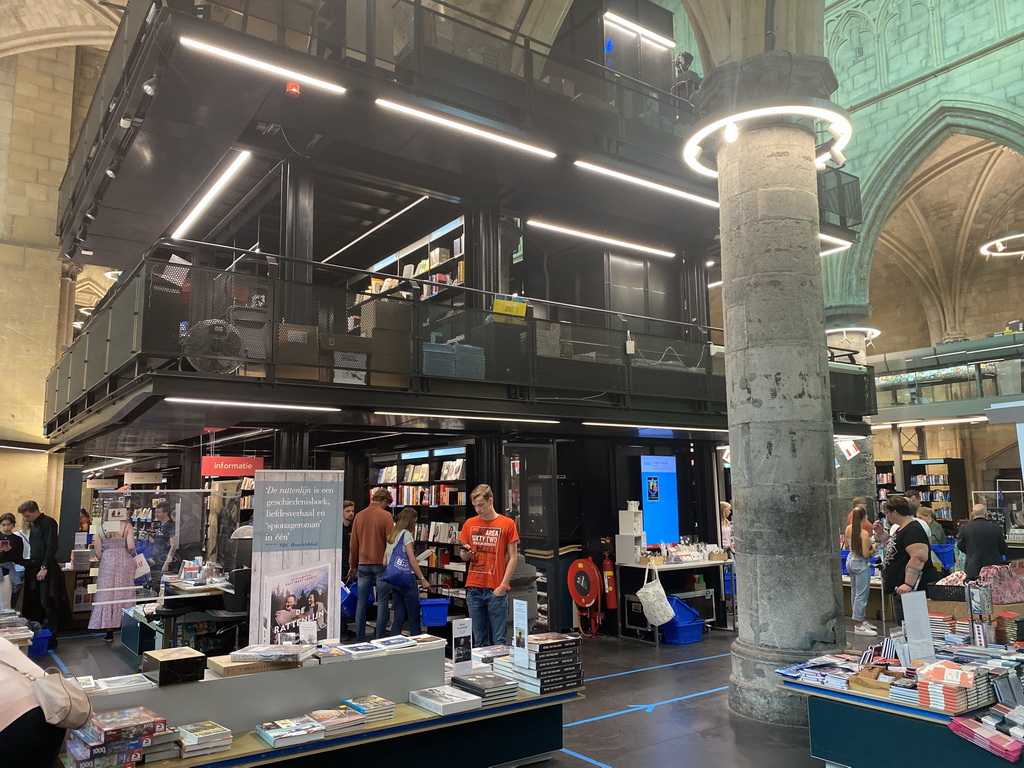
[348,488,394,641]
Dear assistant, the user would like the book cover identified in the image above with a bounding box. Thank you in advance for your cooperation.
[407,633,447,649]
[472,645,511,663]
[340,642,386,658]
[526,632,581,651]
[256,716,326,746]
[94,673,157,694]
[207,655,300,676]
[371,635,418,652]
[313,645,355,663]
[409,685,483,716]
[230,644,317,662]
[452,672,519,692]
[81,706,166,743]
[64,737,142,767]
[307,705,367,730]
[342,694,395,713]
[177,721,232,744]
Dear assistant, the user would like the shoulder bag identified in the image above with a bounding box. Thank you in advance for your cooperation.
[0,659,92,729]
[636,565,675,626]
[381,532,415,589]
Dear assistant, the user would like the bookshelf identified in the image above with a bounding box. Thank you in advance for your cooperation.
[348,217,467,333]
[875,458,969,528]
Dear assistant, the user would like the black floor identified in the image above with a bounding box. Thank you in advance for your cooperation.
[44,625,888,767]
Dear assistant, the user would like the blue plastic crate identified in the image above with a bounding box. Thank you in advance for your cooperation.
[666,595,701,626]
[932,543,955,570]
[420,597,450,627]
[28,629,51,657]
[663,619,704,645]
[840,549,850,575]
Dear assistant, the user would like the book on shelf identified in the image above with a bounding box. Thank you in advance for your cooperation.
[408,685,482,715]
[256,716,326,747]
[306,705,367,734]
[229,644,317,663]
[439,458,465,481]
[176,721,232,745]
[341,695,396,720]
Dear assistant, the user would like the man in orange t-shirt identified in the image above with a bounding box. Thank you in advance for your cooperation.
[459,483,519,646]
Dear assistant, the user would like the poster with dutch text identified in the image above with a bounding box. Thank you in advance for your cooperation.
[512,599,528,667]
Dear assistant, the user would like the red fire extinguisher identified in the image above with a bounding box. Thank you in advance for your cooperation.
[602,552,618,610]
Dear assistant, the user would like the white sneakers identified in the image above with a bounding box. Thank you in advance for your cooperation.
[854,624,877,636]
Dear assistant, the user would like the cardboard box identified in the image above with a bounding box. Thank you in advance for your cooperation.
[361,298,411,336]
[320,334,372,356]
[277,323,319,364]
[330,352,368,385]
[369,372,411,388]
[371,328,413,371]
[142,647,206,686]
[275,364,320,381]
[206,655,299,678]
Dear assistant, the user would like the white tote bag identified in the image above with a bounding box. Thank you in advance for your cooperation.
[636,565,674,626]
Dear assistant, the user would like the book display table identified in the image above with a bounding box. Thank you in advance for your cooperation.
[94,647,578,768]
[784,680,1010,768]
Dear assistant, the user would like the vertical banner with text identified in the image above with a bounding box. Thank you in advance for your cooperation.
[250,470,344,644]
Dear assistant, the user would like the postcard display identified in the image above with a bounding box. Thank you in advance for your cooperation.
[250,470,344,645]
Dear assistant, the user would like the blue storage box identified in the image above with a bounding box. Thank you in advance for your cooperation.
[932,543,955,570]
[666,595,701,626]
[663,619,704,645]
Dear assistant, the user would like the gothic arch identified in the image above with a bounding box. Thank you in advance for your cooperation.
[837,100,1024,309]
[0,0,117,59]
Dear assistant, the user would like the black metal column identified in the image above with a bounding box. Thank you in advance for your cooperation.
[466,205,502,309]
[275,427,312,470]
[281,156,315,283]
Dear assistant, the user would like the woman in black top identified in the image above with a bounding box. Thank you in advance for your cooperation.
[881,495,939,622]
[0,513,25,610]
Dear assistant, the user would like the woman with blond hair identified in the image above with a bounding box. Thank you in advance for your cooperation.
[381,507,430,636]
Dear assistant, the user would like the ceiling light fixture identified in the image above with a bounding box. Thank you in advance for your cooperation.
[526,219,675,258]
[0,443,47,453]
[104,270,122,281]
[707,280,723,288]
[78,306,94,316]
[603,12,676,49]
[819,232,855,256]
[180,37,347,94]
[88,457,133,472]
[142,75,160,97]
[105,160,120,179]
[84,204,98,221]
[322,195,429,264]
[980,231,1024,259]
[582,421,728,433]
[72,320,84,329]
[833,434,868,440]
[165,397,341,412]
[682,101,852,179]
[171,150,251,239]
[573,160,719,209]
[376,98,557,159]
[375,411,560,425]
[897,417,988,428]
[705,259,715,267]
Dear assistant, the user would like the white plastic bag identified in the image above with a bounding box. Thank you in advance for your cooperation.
[636,565,674,626]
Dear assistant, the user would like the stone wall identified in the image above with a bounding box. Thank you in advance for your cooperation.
[0,47,74,513]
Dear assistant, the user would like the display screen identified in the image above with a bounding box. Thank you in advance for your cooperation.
[640,455,679,545]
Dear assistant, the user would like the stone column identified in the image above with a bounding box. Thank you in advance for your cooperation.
[826,326,877,519]
[700,54,845,725]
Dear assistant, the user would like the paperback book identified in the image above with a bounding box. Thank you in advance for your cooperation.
[306,705,367,735]
[230,644,317,663]
[177,721,232,744]
[341,695,396,721]
[339,642,387,659]
[256,716,326,747]
[409,685,483,715]
[371,635,419,653]
[313,644,355,663]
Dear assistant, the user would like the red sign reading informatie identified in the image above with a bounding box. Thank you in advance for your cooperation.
[201,456,265,476]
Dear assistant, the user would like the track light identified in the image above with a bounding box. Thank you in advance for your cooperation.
[142,76,160,97]
[74,227,87,243]
[84,204,97,221]
[64,245,78,259]
[105,161,120,179]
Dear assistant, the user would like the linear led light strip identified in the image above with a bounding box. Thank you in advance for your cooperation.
[165,397,340,413]
[322,195,429,264]
[922,343,1023,360]
[527,219,675,258]
[376,99,557,159]
[172,150,251,239]
[582,421,728,433]
[870,416,988,430]
[683,105,852,179]
[88,457,133,473]
[180,37,347,94]
[376,411,559,425]
[603,12,676,49]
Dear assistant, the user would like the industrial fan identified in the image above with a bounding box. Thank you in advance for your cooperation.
[182,319,246,375]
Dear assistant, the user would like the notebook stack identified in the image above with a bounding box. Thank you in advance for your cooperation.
[490,633,583,694]
[65,707,167,767]
[256,716,326,747]
[471,645,511,664]
[888,677,919,705]
[176,721,233,758]
[341,695,396,723]
[408,685,483,715]
[139,728,178,763]
[949,716,1023,761]
[306,704,367,736]
[995,613,1024,644]
[451,671,520,705]
[929,613,957,643]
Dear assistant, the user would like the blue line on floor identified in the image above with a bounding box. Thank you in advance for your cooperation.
[561,749,614,768]
[59,633,107,640]
[564,685,729,727]
[47,649,70,675]
[585,653,731,681]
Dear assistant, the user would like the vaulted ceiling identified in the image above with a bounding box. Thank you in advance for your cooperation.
[0,0,118,58]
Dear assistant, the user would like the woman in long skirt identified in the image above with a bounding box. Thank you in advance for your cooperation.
[88,518,137,641]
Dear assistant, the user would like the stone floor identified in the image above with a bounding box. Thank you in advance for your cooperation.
[47,619,891,768]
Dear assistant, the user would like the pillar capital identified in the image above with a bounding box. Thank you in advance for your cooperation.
[61,261,84,280]
[695,52,838,119]
[824,303,872,329]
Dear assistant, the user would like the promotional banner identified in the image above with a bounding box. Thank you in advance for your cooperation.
[250,470,344,644]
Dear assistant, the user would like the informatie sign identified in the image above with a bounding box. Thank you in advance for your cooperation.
[250,470,344,644]
[201,456,265,477]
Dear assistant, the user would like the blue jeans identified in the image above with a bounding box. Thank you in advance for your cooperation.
[466,587,508,646]
[355,565,384,642]
[389,582,422,636]
[846,554,871,622]
[374,578,392,639]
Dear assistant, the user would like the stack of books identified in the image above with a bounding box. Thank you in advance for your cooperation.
[471,645,511,664]
[306,705,367,736]
[451,671,519,706]
[313,644,355,664]
[995,613,1024,644]
[140,728,178,763]
[929,613,957,642]
[491,633,583,694]
[71,549,93,570]
[371,635,419,654]
[408,685,482,715]
[949,716,1023,761]
[94,674,158,695]
[176,721,233,758]
[230,644,317,664]
[256,716,326,747]
[407,633,447,651]
[60,735,142,768]
[340,695,396,723]
[888,678,919,704]
[64,706,168,766]
[207,655,302,677]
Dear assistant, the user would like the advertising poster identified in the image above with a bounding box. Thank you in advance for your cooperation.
[639,455,680,545]
[452,617,473,675]
[512,599,528,667]
[250,470,344,644]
